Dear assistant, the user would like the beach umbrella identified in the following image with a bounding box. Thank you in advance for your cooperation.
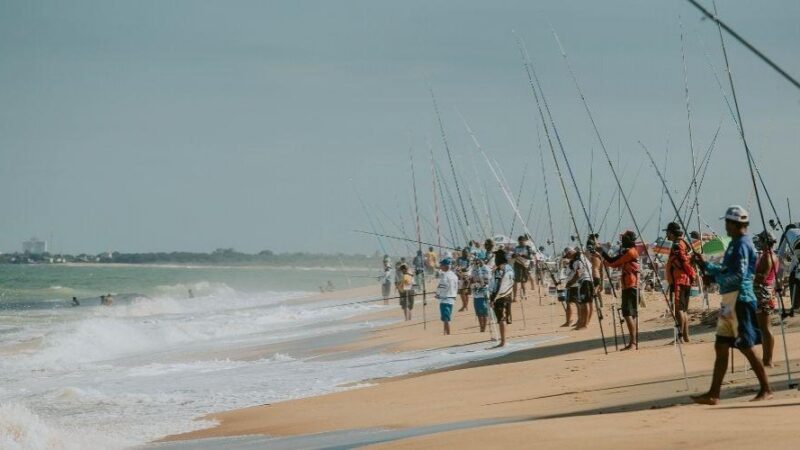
[702,235,730,257]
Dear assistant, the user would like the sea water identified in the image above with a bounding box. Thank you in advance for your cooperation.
[0,265,553,449]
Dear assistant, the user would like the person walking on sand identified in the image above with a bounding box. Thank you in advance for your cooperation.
[398,264,415,321]
[490,249,515,347]
[754,230,779,367]
[691,206,772,404]
[665,222,696,343]
[470,257,492,333]
[436,258,459,335]
[380,262,394,305]
[512,235,534,302]
[601,230,640,350]
[456,249,472,312]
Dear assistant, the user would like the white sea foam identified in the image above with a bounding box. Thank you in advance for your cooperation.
[0,283,558,449]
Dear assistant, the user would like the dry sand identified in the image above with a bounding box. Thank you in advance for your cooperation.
[165,283,800,449]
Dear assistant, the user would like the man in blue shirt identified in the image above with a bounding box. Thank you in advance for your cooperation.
[691,205,772,405]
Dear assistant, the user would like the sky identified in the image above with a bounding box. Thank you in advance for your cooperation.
[0,0,798,255]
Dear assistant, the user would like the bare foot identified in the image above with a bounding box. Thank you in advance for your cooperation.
[620,344,633,351]
[560,322,571,327]
[751,391,773,402]
[683,336,690,343]
[763,361,775,368]
[573,325,587,330]
[691,394,719,405]
[492,342,507,348]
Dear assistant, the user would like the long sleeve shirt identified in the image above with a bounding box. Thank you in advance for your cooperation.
[702,234,756,303]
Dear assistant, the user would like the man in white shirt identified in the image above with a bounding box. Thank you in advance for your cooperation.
[436,258,459,335]
[564,247,594,330]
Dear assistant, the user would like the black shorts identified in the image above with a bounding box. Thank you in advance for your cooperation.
[578,280,594,304]
[567,286,580,303]
[399,291,415,310]
[671,285,690,313]
[493,295,512,324]
[593,277,601,288]
[621,288,638,318]
[513,264,529,283]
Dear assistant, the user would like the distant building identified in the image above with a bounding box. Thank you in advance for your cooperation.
[22,237,47,254]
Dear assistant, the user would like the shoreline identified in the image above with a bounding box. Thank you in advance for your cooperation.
[157,287,800,449]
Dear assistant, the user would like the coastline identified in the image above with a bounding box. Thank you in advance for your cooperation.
[157,287,800,449]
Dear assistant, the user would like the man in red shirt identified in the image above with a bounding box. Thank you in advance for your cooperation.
[602,230,640,350]
[665,222,696,343]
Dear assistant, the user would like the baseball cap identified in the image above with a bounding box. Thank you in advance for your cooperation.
[439,258,452,266]
[720,205,749,223]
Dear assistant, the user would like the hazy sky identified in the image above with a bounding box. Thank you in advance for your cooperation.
[1,0,798,255]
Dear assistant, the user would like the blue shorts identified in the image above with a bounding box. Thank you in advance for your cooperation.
[439,303,453,322]
[473,297,489,317]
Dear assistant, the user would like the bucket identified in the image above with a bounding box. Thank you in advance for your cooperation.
[547,286,557,297]
[690,287,701,297]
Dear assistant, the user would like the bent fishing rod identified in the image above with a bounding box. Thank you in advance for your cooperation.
[553,28,688,386]
[516,32,609,353]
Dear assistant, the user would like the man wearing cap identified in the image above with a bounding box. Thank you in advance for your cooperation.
[397,265,415,321]
[436,258,459,335]
[665,222,696,343]
[601,230,640,350]
[691,205,772,404]
[470,257,492,333]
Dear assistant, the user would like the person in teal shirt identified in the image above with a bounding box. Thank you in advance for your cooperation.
[691,205,772,405]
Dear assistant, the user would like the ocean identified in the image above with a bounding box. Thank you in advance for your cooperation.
[0,264,547,449]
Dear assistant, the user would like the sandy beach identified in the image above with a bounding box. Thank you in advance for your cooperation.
[160,283,800,449]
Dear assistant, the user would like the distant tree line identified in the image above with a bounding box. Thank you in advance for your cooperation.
[0,248,383,268]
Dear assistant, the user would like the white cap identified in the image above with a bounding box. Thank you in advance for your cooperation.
[720,205,749,223]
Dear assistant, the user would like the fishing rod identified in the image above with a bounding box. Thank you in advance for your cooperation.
[433,164,458,249]
[516,31,608,352]
[509,160,530,237]
[428,139,445,252]
[435,160,469,244]
[457,111,530,329]
[655,148,668,241]
[351,179,387,255]
[712,0,797,388]
[430,86,471,237]
[679,16,704,244]
[695,19,787,232]
[537,125,559,260]
[409,146,428,330]
[353,230,458,252]
[554,28,688,382]
[683,0,800,90]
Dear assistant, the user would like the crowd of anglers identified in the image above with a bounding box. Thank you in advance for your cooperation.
[373,204,800,404]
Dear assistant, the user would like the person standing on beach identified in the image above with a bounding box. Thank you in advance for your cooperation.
[398,265,415,321]
[413,250,425,289]
[691,206,772,404]
[425,246,438,276]
[470,257,492,333]
[490,249,515,347]
[601,230,640,350]
[456,249,472,312]
[586,236,603,319]
[380,262,394,305]
[436,258,459,335]
[754,230,779,367]
[664,222,695,343]
[564,247,593,330]
[512,235,533,302]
